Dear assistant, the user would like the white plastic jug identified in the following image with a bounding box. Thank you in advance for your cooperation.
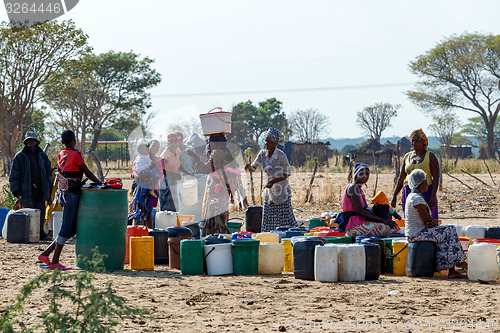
[337,244,365,282]
[179,176,198,206]
[155,211,178,229]
[451,224,465,237]
[53,211,63,239]
[468,243,499,282]
[314,244,338,282]
[204,243,233,275]
[258,242,284,274]
[252,232,279,243]
[17,208,40,242]
[464,225,487,240]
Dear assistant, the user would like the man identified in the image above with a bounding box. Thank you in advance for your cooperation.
[9,132,53,240]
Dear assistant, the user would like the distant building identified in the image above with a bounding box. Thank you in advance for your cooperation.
[282,141,333,166]
[442,145,473,159]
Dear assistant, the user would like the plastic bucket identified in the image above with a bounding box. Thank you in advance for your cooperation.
[232,238,260,275]
[179,176,198,206]
[177,214,195,227]
[180,239,205,275]
[130,236,154,270]
[168,235,193,269]
[204,243,233,275]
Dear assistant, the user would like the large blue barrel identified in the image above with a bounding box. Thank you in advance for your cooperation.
[75,189,128,270]
[292,238,325,280]
[406,241,436,277]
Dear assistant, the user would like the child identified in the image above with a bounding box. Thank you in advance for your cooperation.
[132,142,159,196]
[38,130,101,270]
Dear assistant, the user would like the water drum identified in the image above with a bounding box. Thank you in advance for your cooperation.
[204,243,233,275]
[405,241,436,278]
[179,176,198,206]
[293,238,325,280]
[0,208,9,237]
[362,243,381,280]
[314,244,338,282]
[168,234,193,269]
[337,244,366,282]
[452,224,465,237]
[468,243,499,282]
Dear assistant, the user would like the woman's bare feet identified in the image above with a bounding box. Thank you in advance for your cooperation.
[448,266,466,279]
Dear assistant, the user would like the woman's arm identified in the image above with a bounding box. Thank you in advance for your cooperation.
[428,152,440,208]
[390,156,407,207]
[347,184,397,227]
[414,203,438,227]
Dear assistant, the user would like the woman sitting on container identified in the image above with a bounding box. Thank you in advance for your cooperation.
[342,163,399,237]
[391,129,440,219]
[245,128,298,232]
[405,169,467,278]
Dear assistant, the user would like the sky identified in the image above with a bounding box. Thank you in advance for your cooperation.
[2,0,500,140]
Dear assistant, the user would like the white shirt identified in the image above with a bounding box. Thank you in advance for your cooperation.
[404,192,428,237]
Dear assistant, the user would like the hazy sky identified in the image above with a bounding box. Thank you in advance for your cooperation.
[3,0,500,140]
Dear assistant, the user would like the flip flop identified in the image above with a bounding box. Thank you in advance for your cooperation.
[39,264,50,269]
[49,262,72,271]
[38,255,51,266]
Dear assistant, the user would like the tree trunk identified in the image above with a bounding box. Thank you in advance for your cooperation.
[486,122,497,159]
[87,129,104,182]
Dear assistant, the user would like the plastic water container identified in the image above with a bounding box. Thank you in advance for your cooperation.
[232,238,260,275]
[204,243,233,275]
[284,230,304,239]
[451,224,465,237]
[293,238,325,280]
[337,244,366,282]
[125,225,150,264]
[282,238,294,272]
[180,239,204,275]
[17,208,40,242]
[5,211,30,243]
[314,244,338,282]
[392,239,408,276]
[155,211,178,229]
[149,229,169,264]
[270,230,285,242]
[363,243,381,280]
[464,225,487,240]
[406,241,436,277]
[130,236,154,270]
[459,237,472,253]
[258,242,284,274]
[253,232,279,243]
[179,176,198,206]
[361,238,385,274]
[245,206,263,233]
[52,211,63,240]
[486,227,500,240]
[473,238,500,245]
[468,243,499,282]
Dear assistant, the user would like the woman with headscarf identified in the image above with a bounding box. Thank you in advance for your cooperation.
[245,128,297,232]
[341,163,399,237]
[391,129,440,219]
[187,134,240,236]
[405,169,466,278]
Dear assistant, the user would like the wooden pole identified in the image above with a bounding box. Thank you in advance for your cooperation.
[461,169,492,188]
[444,172,473,190]
[305,162,318,203]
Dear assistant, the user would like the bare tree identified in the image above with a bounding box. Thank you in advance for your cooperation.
[289,108,330,142]
[429,110,461,157]
[167,118,204,138]
[356,103,400,142]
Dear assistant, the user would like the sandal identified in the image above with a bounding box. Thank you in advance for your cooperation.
[49,262,72,271]
[38,255,51,266]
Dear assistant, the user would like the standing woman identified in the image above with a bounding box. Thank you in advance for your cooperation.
[245,128,297,232]
[391,129,440,219]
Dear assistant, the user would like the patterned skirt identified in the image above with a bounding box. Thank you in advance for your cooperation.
[262,197,297,232]
[346,221,400,237]
[408,225,466,271]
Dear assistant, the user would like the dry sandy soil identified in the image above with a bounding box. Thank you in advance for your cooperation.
[0,170,499,332]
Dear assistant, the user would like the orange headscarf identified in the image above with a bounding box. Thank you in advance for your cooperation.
[410,129,428,150]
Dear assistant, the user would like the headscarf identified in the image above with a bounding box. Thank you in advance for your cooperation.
[353,163,369,181]
[206,134,227,157]
[408,169,427,190]
[265,127,280,143]
[410,129,428,150]
[167,133,180,145]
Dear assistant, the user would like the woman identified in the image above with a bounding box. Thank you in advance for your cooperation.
[405,169,466,278]
[391,129,440,219]
[245,128,297,232]
[188,134,238,236]
[342,163,399,237]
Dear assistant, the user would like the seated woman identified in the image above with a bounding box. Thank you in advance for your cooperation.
[405,169,467,278]
[342,163,399,237]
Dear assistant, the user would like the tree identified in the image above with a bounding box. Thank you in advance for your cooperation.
[460,116,500,144]
[289,108,330,142]
[43,51,161,180]
[0,20,89,174]
[230,100,256,147]
[166,117,203,139]
[429,110,461,157]
[356,103,400,142]
[407,33,500,158]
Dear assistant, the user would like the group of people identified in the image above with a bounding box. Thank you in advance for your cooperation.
[340,129,467,278]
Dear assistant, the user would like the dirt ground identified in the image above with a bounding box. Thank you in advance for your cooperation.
[0,170,499,332]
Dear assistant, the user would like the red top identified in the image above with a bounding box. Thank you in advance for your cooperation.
[57,148,85,181]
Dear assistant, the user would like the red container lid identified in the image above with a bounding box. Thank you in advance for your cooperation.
[318,231,345,237]
[233,231,253,235]
[311,226,330,231]
[473,238,500,244]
